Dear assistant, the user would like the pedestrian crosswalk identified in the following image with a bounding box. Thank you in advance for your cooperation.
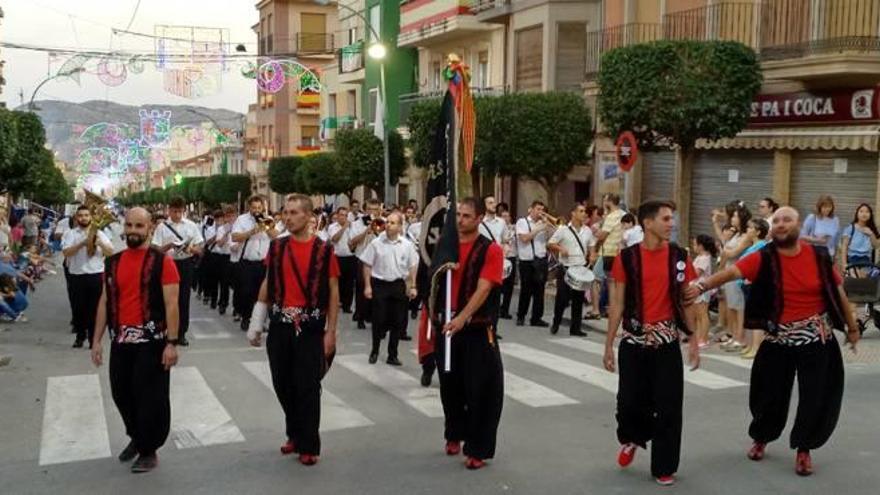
[35,338,752,466]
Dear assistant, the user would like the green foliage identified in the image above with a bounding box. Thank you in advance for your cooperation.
[30,148,74,205]
[301,152,343,195]
[180,177,208,204]
[148,188,167,205]
[268,156,304,194]
[405,92,592,189]
[597,40,762,151]
[203,174,252,205]
[334,128,406,196]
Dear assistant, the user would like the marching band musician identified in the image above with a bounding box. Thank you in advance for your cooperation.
[547,203,596,337]
[232,195,279,332]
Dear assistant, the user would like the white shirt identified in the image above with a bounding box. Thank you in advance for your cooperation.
[350,216,379,256]
[232,213,273,262]
[316,230,329,242]
[515,217,552,260]
[62,227,110,275]
[211,224,231,254]
[359,232,419,282]
[102,221,126,254]
[479,216,506,247]
[327,222,354,257]
[54,217,71,238]
[622,226,644,248]
[405,221,422,245]
[549,223,596,267]
[201,223,217,249]
[151,218,204,260]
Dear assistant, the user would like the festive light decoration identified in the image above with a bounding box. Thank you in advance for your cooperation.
[96,56,128,87]
[242,59,323,94]
[138,110,172,148]
[155,25,229,99]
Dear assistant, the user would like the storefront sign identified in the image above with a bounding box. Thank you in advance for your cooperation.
[615,131,639,171]
[750,88,879,126]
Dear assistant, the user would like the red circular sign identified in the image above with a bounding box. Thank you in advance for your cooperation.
[615,131,639,172]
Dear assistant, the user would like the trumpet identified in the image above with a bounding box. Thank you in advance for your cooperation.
[83,189,116,256]
[540,211,564,227]
[370,217,386,234]
[254,213,275,230]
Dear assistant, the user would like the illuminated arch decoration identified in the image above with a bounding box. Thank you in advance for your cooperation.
[97,56,128,87]
[155,25,229,99]
[139,110,172,148]
[242,59,323,95]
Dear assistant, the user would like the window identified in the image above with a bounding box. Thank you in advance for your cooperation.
[347,89,358,119]
[431,62,442,91]
[477,51,489,89]
[301,126,320,147]
[348,27,359,45]
[267,93,275,108]
[368,88,378,126]
[368,5,381,43]
[329,94,338,119]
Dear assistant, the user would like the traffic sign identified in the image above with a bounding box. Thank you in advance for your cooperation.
[615,131,638,172]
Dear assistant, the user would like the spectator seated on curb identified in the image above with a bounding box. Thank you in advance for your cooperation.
[0,252,36,295]
[0,274,28,323]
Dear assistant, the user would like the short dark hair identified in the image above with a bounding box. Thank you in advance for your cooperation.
[248,195,264,205]
[365,198,381,208]
[530,200,545,209]
[459,197,486,217]
[76,205,90,214]
[604,193,621,206]
[212,209,223,218]
[761,197,779,213]
[621,213,636,225]
[637,200,676,227]
[223,205,237,215]
[286,193,313,212]
[749,218,769,239]
[168,196,186,209]
[496,202,510,214]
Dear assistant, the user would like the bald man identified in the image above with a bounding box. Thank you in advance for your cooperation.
[91,207,181,473]
[686,206,859,477]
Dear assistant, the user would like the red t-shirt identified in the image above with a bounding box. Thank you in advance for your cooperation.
[736,241,842,324]
[611,244,697,324]
[269,237,341,308]
[451,240,504,312]
[116,248,180,326]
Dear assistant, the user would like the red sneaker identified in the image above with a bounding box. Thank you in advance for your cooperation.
[280,440,296,455]
[747,442,766,461]
[617,443,637,468]
[465,457,486,470]
[445,441,462,456]
[298,454,319,466]
[655,475,676,486]
[796,451,813,476]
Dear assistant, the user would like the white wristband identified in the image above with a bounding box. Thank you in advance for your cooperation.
[247,301,268,340]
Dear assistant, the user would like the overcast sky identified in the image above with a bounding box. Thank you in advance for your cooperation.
[1,0,259,112]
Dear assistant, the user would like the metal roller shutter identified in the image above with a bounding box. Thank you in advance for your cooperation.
[790,152,878,224]
[640,151,675,203]
[689,151,774,239]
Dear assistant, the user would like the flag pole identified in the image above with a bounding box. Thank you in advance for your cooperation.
[444,270,452,372]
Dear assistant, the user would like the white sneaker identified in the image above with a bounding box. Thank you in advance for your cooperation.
[15,314,28,323]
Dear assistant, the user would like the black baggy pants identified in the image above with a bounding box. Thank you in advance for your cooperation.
[174,258,194,339]
[517,258,547,323]
[216,254,231,311]
[266,318,325,456]
[337,255,356,313]
[370,278,407,359]
[748,338,844,451]
[231,261,243,316]
[110,341,171,456]
[500,258,517,316]
[552,268,584,334]
[201,252,220,306]
[239,260,266,322]
[70,273,103,344]
[354,260,372,324]
[436,325,504,460]
[616,341,683,478]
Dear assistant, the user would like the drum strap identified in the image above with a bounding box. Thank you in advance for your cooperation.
[568,225,587,262]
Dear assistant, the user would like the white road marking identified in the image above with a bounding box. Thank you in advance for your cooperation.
[39,374,111,465]
[502,343,619,394]
[335,355,444,417]
[188,320,234,340]
[242,361,374,432]
[170,367,245,448]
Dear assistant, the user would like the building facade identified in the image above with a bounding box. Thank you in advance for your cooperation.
[1,5,6,108]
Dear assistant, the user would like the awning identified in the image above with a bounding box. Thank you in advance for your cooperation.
[696,125,880,152]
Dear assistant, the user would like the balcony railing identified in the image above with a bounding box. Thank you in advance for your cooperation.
[338,42,365,73]
[398,86,509,125]
[469,0,509,15]
[295,33,335,54]
[586,0,880,79]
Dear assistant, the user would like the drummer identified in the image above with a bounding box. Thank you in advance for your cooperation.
[479,196,509,335]
[548,203,597,336]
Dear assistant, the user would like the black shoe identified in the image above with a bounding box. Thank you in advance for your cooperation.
[531,320,550,328]
[342,308,352,314]
[495,333,503,340]
[131,453,158,473]
[410,310,418,320]
[570,330,588,337]
[515,318,525,327]
[218,306,226,315]
[420,370,432,387]
[357,321,367,330]
[550,323,559,335]
[72,339,84,348]
[178,337,190,347]
[233,314,242,322]
[386,357,402,366]
[499,313,513,320]
[210,303,217,310]
[368,352,378,364]
[240,318,249,331]
[118,441,137,462]
[400,334,412,341]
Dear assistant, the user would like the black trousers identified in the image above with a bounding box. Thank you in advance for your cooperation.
[201,252,220,306]
[748,338,844,451]
[69,273,103,344]
[110,341,170,456]
[231,262,243,316]
[553,268,584,334]
[616,341,683,478]
[337,256,356,313]
[266,318,325,455]
[174,258,194,339]
[193,255,202,295]
[216,254,231,310]
[370,278,407,358]
[500,258,517,316]
[239,260,266,323]
[516,258,547,323]
[354,260,372,324]
[64,263,75,327]
[436,325,504,460]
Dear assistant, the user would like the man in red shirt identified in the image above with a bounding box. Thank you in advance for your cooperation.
[604,200,700,487]
[90,207,181,473]
[435,197,504,470]
[687,206,859,477]
[247,194,340,466]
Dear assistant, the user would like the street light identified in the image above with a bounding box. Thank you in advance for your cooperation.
[312,0,392,206]
[190,109,230,175]
[29,67,85,110]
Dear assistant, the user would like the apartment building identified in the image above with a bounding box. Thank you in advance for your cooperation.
[1,5,6,108]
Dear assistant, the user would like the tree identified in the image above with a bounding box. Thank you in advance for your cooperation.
[0,108,22,195]
[597,40,762,152]
[203,174,252,206]
[334,129,406,198]
[148,188,167,205]
[268,156,305,194]
[300,152,355,196]
[30,148,73,205]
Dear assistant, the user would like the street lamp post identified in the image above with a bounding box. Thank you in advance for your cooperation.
[313,0,391,206]
[190,109,229,175]
[29,68,85,111]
